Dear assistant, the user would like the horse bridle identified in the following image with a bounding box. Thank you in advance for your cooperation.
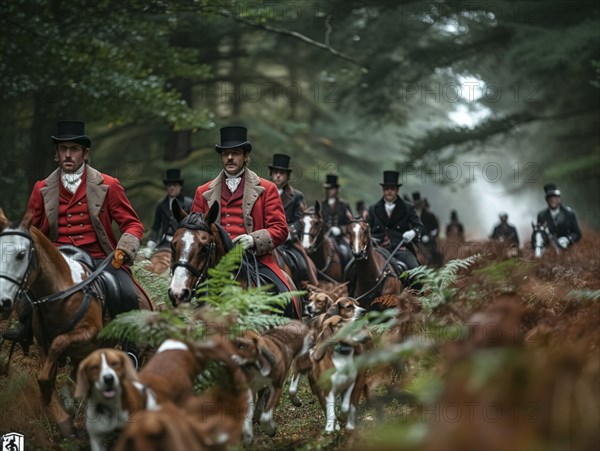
[348,219,369,260]
[170,228,216,292]
[0,229,37,302]
[301,214,324,252]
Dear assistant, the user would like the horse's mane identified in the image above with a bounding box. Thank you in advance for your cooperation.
[179,213,211,232]
[178,212,234,251]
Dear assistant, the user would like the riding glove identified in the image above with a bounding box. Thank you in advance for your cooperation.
[557,236,570,249]
[402,230,417,243]
[232,234,254,250]
[330,226,341,237]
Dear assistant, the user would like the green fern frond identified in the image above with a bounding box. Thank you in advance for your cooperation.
[403,255,480,314]
[101,245,304,349]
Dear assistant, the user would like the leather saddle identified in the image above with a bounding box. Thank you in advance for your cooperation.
[277,243,310,288]
[58,245,138,318]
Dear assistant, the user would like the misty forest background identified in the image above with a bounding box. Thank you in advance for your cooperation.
[1,0,598,241]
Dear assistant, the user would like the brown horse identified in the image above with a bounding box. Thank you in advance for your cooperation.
[167,203,299,313]
[299,201,346,283]
[0,208,153,437]
[346,217,404,310]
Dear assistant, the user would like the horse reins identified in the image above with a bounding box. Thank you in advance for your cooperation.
[171,219,217,293]
[349,220,408,303]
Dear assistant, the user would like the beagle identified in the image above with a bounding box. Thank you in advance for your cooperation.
[309,315,371,432]
[75,349,156,451]
[231,320,310,442]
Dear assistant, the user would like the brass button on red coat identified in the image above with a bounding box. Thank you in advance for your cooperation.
[80,212,84,217]
[77,201,82,206]
[67,214,72,218]
[67,224,71,228]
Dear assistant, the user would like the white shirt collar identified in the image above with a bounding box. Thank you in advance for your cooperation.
[61,163,85,194]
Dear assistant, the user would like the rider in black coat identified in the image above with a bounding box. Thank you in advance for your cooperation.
[367,171,426,272]
[321,174,353,264]
[536,183,581,249]
[269,154,318,286]
[142,169,193,256]
[490,213,520,247]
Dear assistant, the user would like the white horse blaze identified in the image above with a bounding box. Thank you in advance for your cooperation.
[301,216,312,249]
[352,223,362,252]
[169,230,195,295]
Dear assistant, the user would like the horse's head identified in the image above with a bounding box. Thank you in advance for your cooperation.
[347,216,370,260]
[531,221,550,258]
[0,209,36,319]
[168,202,220,306]
[300,201,324,251]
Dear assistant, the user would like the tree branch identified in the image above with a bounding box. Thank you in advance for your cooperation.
[217,9,367,71]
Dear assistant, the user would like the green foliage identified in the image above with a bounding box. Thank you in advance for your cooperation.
[193,245,302,331]
[403,255,480,314]
[100,245,299,347]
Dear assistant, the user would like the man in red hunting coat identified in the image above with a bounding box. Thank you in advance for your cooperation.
[192,126,301,318]
[13,120,147,364]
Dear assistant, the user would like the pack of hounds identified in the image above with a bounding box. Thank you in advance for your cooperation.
[75,291,373,451]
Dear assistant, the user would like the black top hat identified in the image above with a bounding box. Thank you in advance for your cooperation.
[379,170,402,187]
[412,191,424,204]
[164,168,184,185]
[499,212,508,219]
[215,126,252,153]
[268,154,292,172]
[323,174,340,188]
[51,120,91,147]
[543,183,561,197]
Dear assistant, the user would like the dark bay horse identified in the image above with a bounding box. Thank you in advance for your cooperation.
[346,217,404,310]
[0,209,153,437]
[167,203,300,316]
[299,201,346,283]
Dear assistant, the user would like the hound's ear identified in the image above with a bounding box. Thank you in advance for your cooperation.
[74,358,91,399]
[20,209,34,230]
[0,208,9,231]
[256,343,275,377]
[313,340,332,362]
[172,201,188,224]
[206,201,220,225]
[531,222,536,229]
[361,209,369,221]
[325,302,340,318]
[314,200,321,215]
[121,351,140,381]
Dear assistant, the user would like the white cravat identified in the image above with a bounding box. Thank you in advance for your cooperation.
[385,201,396,217]
[550,207,560,221]
[328,198,336,207]
[278,188,284,196]
[225,169,244,193]
[61,164,85,194]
